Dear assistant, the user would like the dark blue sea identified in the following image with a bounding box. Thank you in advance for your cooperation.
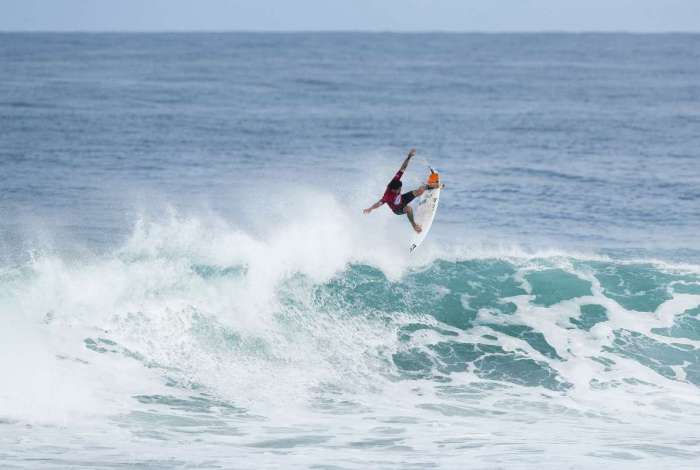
[1,33,700,469]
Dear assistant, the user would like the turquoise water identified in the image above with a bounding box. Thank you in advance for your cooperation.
[1,220,699,468]
[1,33,700,468]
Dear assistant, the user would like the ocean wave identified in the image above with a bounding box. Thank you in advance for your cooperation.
[1,213,699,429]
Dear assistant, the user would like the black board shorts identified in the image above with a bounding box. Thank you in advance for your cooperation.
[392,191,417,215]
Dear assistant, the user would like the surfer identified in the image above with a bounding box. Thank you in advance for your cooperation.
[363,149,437,233]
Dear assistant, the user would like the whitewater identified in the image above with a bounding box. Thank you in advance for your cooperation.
[2,33,700,468]
[2,206,700,468]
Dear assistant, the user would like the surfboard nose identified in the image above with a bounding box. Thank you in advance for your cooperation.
[427,172,440,186]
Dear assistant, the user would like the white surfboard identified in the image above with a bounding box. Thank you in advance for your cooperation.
[409,173,441,253]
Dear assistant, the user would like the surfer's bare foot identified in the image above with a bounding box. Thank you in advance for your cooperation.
[413,224,422,233]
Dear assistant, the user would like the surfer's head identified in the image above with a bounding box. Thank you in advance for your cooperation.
[388,179,402,193]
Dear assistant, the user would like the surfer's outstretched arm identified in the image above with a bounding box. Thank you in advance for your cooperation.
[399,148,416,173]
[363,200,384,214]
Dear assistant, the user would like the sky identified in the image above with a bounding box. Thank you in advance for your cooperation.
[1,0,699,32]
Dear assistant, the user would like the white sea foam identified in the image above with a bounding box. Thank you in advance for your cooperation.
[1,206,700,468]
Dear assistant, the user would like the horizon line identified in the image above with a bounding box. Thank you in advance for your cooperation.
[2,29,700,35]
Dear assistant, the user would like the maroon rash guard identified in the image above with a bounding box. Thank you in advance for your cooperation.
[381,171,417,215]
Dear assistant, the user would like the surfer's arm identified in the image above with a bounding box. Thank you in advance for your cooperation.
[363,200,384,214]
[399,148,416,173]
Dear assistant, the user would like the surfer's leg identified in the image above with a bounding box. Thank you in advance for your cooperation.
[401,191,418,206]
[404,206,422,233]
[411,186,426,197]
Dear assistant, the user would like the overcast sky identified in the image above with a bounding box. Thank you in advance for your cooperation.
[1,0,699,32]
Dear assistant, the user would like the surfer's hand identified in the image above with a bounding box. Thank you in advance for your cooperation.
[413,224,422,233]
[363,208,371,214]
[408,149,416,158]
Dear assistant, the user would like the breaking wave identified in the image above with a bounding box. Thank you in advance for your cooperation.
[2,209,700,468]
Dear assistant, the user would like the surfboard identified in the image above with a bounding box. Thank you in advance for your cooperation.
[409,170,441,253]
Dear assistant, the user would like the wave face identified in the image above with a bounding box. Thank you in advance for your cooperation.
[2,216,700,469]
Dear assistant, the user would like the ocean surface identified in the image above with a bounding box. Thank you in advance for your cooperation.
[1,32,700,469]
